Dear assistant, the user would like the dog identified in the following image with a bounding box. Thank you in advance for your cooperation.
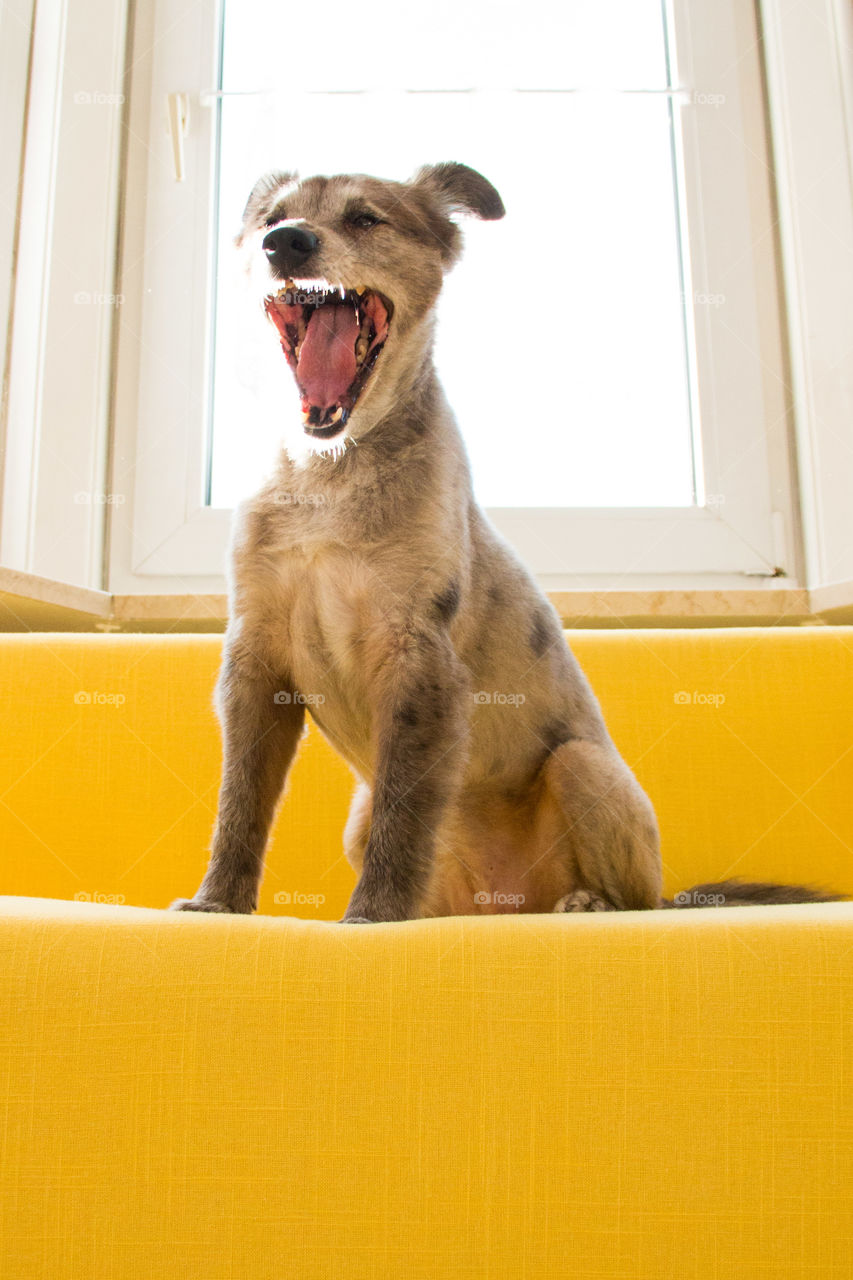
[171,163,837,921]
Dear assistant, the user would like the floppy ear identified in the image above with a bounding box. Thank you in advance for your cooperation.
[239,170,298,232]
[411,162,505,221]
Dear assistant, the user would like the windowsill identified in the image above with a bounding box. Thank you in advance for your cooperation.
[2,566,850,631]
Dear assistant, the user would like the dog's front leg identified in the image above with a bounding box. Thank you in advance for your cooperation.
[171,643,304,914]
[343,628,470,923]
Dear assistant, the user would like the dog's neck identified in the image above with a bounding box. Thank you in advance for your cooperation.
[267,348,473,532]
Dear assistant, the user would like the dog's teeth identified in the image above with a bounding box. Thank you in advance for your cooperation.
[355,335,368,363]
[330,406,343,423]
[338,284,346,300]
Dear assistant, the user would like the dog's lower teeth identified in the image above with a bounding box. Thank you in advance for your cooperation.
[330,407,343,423]
[355,336,368,363]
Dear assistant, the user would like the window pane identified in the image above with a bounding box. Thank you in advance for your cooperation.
[209,1,695,509]
[221,0,669,92]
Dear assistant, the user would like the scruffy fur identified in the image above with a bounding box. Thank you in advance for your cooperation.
[171,163,838,921]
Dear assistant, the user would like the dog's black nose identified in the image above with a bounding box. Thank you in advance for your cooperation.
[262,225,319,272]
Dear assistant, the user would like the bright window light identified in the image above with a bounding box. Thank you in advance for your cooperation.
[208,0,696,511]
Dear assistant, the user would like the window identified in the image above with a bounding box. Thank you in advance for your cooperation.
[209,0,694,511]
[114,0,796,591]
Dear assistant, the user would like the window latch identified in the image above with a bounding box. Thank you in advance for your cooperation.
[166,92,190,182]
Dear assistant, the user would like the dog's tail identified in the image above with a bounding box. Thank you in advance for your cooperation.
[661,877,845,908]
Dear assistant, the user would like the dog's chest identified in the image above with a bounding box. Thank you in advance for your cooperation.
[267,543,389,713]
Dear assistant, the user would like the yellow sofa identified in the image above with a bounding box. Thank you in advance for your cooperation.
[1,629,852,1278]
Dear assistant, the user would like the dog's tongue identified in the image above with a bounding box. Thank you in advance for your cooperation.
[297,303,359,409]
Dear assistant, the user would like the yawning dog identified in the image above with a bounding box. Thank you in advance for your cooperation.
[171,163,836,920]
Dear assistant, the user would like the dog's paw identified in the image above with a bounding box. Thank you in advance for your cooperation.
[169,897,239,914]
[553,889,615,913]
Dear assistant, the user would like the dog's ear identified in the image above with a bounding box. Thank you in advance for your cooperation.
[238,170,298,238]
[411,162,505,221]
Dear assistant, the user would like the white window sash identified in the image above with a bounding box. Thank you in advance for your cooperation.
[761,0,853,591]
[0,0,128,589]
[112,0,795,591]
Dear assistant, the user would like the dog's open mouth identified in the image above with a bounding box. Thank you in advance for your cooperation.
[264,281,393,438]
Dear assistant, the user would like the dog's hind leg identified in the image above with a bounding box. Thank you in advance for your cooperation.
[543,739,662,912]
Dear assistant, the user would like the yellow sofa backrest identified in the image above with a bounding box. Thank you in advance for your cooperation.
[1,629,851,916]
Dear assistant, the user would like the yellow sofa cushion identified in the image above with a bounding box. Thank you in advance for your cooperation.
[1,895,851,1279]
[0,628,852,915]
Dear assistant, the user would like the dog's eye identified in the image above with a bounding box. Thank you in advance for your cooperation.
[264,212,284,228]
[348,211,381,230]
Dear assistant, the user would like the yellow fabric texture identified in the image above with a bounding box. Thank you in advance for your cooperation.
[2,898,852,1278]
[1,630,853,1277]
[1,628,853,912]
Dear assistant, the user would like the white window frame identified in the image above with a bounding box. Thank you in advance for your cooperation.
[8,0,845,593]
[762,0,853,595]
[0,0,127,589]
[0,0,35,487]
[1,0,848,606]
[111,0,799,594]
